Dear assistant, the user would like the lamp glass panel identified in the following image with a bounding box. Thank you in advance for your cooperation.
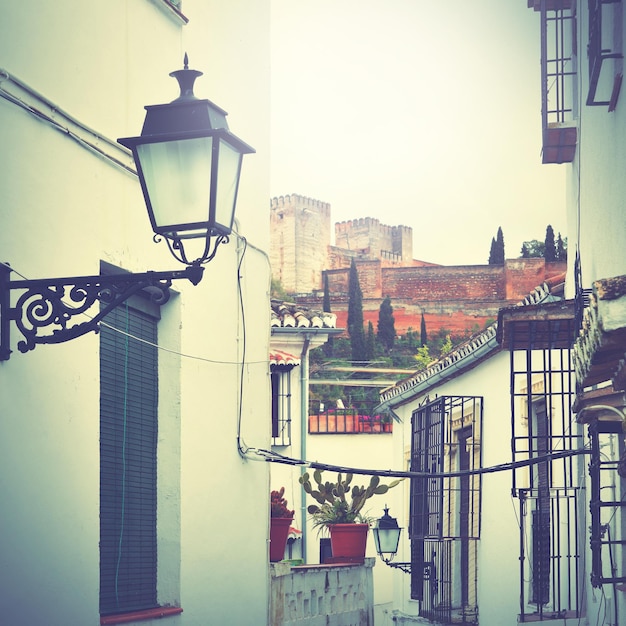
[374,527,401,555]
[137,137,213,236]
[213,139,243,234]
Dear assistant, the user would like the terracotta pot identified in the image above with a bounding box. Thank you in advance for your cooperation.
[270,516,293,562]
[328,523,369,559]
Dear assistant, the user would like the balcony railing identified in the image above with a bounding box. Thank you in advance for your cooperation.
[270,559,375,625]
[308,410,393,434]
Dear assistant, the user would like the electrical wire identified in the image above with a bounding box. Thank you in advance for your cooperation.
[241,444,591,480]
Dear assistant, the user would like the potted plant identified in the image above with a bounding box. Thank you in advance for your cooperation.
[299,470,401,561]
[380,413,393,433]
[270,487,294,562]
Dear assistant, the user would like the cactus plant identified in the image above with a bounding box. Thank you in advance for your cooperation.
[271,486,294,518]
[299,470,401,527]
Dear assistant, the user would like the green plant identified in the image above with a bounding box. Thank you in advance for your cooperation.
[299,470,401,528]
[271,487,294,518]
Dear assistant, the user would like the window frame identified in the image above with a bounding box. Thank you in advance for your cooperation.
[271,364,294,446]
[100,300,160,616]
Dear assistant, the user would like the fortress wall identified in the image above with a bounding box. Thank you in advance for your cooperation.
[380,265,506,301]
[270,194,331,292]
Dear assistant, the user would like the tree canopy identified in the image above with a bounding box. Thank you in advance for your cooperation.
[377,296,396,352]
[488,227,505,265]
[347,259,366,362]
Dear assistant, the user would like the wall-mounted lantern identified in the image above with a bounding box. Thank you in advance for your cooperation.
[372,507,412,574]
[0,56,254,360]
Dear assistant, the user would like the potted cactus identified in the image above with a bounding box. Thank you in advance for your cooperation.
[299,470,401,561]
[270,487,294,562]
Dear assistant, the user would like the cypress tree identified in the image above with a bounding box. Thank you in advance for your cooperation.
[556,233,567,261]
[495,227,505,264]
[377,296,396,352]
[347,259,366,362]
[366,321,376,361]
[420,312,428,347]
[322,272,333,357]
[488,237,497,264]
[544,225,556,262]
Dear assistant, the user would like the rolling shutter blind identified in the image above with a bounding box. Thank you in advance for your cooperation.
[100,303,158,615]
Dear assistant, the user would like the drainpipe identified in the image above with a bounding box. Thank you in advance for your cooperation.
[299,336,311,563]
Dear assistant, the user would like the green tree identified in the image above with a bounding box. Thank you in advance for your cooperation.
[488,227,505,265]
[520,239,545,258]
[420,312,427,347]
[347,259,366,362]
[556,233,567,261]
[488,237,497,264]
[414,345,433,370]
[544,225,556,262]
[322,273,333,358]
[271,277,289,300]
[366,321,376,361]
[377,296,396,352]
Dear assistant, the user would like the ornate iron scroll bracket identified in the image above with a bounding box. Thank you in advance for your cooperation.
[0,263,203,360]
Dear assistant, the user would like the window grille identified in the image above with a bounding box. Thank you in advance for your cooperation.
[409,396,482,624]
[588,419,626,588]
[509,336,583,621]
[271,366,293,446]
[535,0,578,163]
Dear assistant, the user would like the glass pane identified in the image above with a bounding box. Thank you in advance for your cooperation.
[214,139,242,233]
[137,137,213,235]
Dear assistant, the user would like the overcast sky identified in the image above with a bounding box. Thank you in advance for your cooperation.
[270,0,567,266]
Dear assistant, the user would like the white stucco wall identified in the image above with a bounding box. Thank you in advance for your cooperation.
[0,2,270,625]
[565,2,626,292]
[385,350,523,626]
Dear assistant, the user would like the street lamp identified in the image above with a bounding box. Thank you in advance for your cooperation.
[372,507,412,573]
[0,57,254,360]
[118,54,254,266]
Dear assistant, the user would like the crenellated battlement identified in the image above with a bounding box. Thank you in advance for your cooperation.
[270,193,414,293]
[271,194,331,214]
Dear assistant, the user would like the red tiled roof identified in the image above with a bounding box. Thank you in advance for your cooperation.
[271,300,337,329]
[270,350,301,367]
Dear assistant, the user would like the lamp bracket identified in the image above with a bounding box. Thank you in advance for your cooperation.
[162,232,228,266]
[379,557,435,577]
[0,263,203,360]
[380,557,413,574]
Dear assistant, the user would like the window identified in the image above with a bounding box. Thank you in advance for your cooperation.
[510,344,583,621]
[271,365,294,446]
[100,301,159,616]
[588,419,626,588]
[409,396,482,624]
[587,0,623,109]
[529,0,578,163]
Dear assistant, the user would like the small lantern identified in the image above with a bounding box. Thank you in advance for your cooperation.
[373,507,402,559]
[118,54,255,265]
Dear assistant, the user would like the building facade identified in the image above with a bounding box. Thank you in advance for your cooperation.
[374,2,626,624]
[0,2,271,625]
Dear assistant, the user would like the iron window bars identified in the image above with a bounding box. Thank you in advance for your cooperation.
[410,396,483,624]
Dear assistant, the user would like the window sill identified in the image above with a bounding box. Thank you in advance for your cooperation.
[101,607,183,625]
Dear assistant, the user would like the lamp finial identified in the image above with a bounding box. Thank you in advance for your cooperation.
[169,53,203,102]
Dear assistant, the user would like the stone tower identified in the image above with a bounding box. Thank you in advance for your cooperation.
[270,194,331,293]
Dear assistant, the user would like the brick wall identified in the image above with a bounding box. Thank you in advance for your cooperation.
[299,258,566,337]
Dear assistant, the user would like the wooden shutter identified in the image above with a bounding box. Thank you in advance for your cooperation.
[100,303,158,615]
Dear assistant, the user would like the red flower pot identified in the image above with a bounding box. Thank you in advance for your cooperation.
[328,523,369,560]
[270,517,293,562]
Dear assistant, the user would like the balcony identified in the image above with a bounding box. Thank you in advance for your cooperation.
[270,559,375,625]
[308,410,393,434]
